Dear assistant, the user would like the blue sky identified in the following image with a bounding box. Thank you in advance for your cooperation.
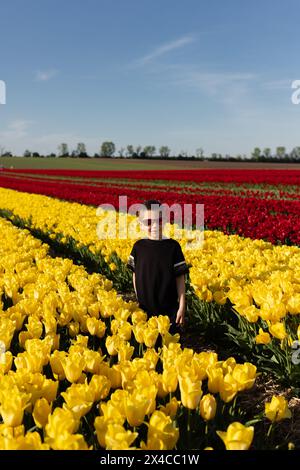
[0,0,300,156]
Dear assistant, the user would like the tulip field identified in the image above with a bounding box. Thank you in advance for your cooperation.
[0,166,299,450]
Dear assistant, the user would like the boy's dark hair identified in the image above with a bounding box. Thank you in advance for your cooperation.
[138,199,162,219]
[143,199,162,210]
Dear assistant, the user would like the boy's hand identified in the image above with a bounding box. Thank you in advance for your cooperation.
[176,306,185,326]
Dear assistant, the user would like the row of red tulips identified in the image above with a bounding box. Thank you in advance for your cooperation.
[0,173,300,245]
[2,171,300,200]
[6,168,300,186]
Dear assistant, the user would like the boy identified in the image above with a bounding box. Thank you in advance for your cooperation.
[127,199,189,335]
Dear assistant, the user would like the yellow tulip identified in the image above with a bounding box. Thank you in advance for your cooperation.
[156,316,171,335]
[159,397,180,419]
[142,349,159,370]
[265,395,292,422]
[132,323,145,343]
[99,402,125,424]
[62,352,85,383]
[106,335,121,355]
[50,351,66,380]
[0,393,30,427]
[231,363,256,391]
[199,394,217,421]
[83,350,103,374]
[255,328,271,345]
[86,317,106,338]
[268,322,287,340]
[124,393,149,427]
[105,424,138,450]
[178,375,202,410]
[106,365,122,389]
[118,342,134,362]
[217,422,254,450]
[47,432,90,450]
[146,411,179,450]
[143,327,159,348]
[61,384,94,419]
[1,432,50,450]
[32,398,52,428]
[45,408,80,446]
[162,367,178,393]
[0,351,13,374]
[207,365,224,394]
[88,374,111,402]
[94,416,109,448]
[42,378,59,403]
[162,331,180,346]
[219,374,238,403]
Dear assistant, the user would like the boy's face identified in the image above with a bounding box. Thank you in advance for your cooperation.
[139,208,164,239]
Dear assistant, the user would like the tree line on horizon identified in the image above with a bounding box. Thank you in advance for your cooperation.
[0,142,300,162]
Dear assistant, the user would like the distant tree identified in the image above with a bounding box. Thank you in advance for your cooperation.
[2,151,12,157]
[58,143,69,158]
[100,141,116,157]
[196,147,204,159]
[211,153,218,160]
[136,145,142,156]
[263,148,272,158]
[126,145,134,157]
[0,146,6,156]
[143,146,156,157]
[251,147,261,161]
[290,146,300,160]
[23,150,32,158]
[47,153,56,158]
[276,146,286,159]
[76,142,88,158]
[32,152,40,158]
[118,147,126,157]
[159,146,171,158]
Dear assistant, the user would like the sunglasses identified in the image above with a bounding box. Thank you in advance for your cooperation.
[141,216,163,227]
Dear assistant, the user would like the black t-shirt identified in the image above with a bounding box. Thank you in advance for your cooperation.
[127,237,190,316]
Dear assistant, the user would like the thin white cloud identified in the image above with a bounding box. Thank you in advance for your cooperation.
[171,68,257,94]
[262,79,292,90]
[135,34,196,66]
[35,69,58,81]
[0,120,33,139]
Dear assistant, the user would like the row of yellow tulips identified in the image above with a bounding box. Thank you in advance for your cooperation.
[0,216,286,450]
[0,188,299,346]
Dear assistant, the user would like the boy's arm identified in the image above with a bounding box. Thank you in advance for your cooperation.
[132,272,137,297]
[175,274,186,325]
[127,244,138,299]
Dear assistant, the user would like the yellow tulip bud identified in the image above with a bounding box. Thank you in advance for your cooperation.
[255,328,271,345]
[162,367,178,393]
[33,398,52,428]
[199,394,217,421]
[207,365,224,394]
[178,375,202,410]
